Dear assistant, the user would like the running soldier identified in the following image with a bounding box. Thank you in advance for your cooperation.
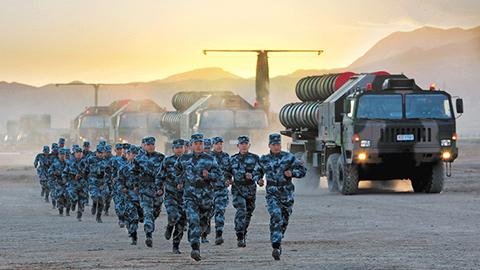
[34,146,51,202]
[63,147,88,221]
[86,145,110,223]
[48,148,70,216]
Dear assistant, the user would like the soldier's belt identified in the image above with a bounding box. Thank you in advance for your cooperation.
[267,180,290,187]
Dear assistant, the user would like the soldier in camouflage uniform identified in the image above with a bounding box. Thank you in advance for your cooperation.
[34,146,51,202]
[82,141,93,206]
[103,144,113,216]
[58,137,66,148]
[200,137,213,243]
[48,143,60,209]
[48,148,70,216]
[63,147,88,221]
[111,143,128,227]
[228,135,260,248]
[210,136,231,245]
[156,139,187,254]
[255,133,307,260]
[118,145,143,245]
[133,136,164,247]
[86,145,110,223]
[174,133,221,261]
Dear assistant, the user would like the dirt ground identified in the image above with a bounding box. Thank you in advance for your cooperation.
[0,142,479,270]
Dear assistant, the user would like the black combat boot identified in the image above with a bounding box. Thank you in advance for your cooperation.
[145,232,153,247]
[41,189,44,197]
[165,225,174,240]
[272,242,282,260]
[91,202,97,215]
[118,217,125,228]
[201,232,209,243]
[96,211,102,223]
[66,207,70,216]
[77,211,82,221]
[190,243,201,261]
[236,232,246,248]
[71,203,76,212]
[130,232,137,245]
[104,205,109,216]
[52,200,56,209]
[58,207,63,216]
[45,193,49,203]
[172,242,181,254]
[215,231,224,245]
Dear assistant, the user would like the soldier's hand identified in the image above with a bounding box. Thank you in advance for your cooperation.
[245,172,253,180]
[284,170,293,177]
[226,179,232,187]
[202,169,209,178]
[122,188,128,193]
[156,189,164,196]
[177,183,183,190]
[258,179,265,187]
[75,174,81,180]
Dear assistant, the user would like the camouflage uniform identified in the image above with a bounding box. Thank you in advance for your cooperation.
[48,148,69,215]
[156,139,186,253]
[82,141,93,206]
[210,136,231,245]
[174,133,221,261]
[103,144,114,216]
[111,143,128,227]
[255,134,307,260]
[133,136,164,247]
[47,143,59,209]
[229,136,260,246]
[85,145,110,223]
[34,146,51,201]
[118,146,143,245]
[63,147,88,221]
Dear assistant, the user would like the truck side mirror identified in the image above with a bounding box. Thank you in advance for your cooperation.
[343,100,351,114]
[456,98,464,114]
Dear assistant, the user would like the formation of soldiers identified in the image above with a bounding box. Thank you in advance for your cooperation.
[33,133,306,261]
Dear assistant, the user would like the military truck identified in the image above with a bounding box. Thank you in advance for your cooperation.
[109,99,167,145]
[280,72,463,194]
[72,100,129,144]
[159,91,268,153]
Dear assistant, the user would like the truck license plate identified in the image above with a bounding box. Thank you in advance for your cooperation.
[397,134,414,141]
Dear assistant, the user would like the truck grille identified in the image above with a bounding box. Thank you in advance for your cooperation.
[380,127,432,143]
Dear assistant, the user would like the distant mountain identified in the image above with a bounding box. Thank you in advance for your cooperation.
[155,67,242,83]
[1,26,479,136]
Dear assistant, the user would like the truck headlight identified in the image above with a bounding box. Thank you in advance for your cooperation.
[360,140,371,148]
[440,139,451,147]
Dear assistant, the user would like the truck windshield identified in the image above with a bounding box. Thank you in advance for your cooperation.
[80,116,109,128]
[356,94,403,119]
[200,110,234,129]
[406,94,452,119]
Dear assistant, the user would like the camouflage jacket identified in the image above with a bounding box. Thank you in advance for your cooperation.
[156,154,182,193]
[34,153,51,178]
[174,151,222,191]
[211,150,232,189]
[62,157,86,184]
[133,151,165,195]
[48,158,68,185]
[229,152,261,186]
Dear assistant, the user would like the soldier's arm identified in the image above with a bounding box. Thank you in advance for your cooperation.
[207,158,222,183]
[174,158,185,186]
[155,161,166,191]
[34,154,40,168]
[290,155,307,178]
[253,156,266,184]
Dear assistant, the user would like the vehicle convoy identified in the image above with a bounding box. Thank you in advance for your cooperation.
[3,115,52,148]
[71,100,130,144]
[109,99,167,145]
[279,72,464,194]
[159,91,268,152]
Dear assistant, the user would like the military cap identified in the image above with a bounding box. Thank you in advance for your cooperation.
[72,144,79,149]
[190,133,204,143]
[269,133,282,145]
[73,147,83,153]
[122,143,131,150]
[237,135,250,144]
[59,148,68,155]
[51,143,59,150]
[58,138,66,144]
[96,145,105,153]
[141,137,147,144]
[98,139,107,146]
[127,145,139,154]
[144,136,156,145]
[203,138,212,149]
[212,136,224,145]
[83,141,90,147]
[114,143,123,149]
[105,145,112,152]
[172,139,185,148]
[42,146,50,153]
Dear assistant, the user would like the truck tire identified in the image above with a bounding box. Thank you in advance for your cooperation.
[411,162,444,193]
[326,153,340,192]
[336,157,359,195]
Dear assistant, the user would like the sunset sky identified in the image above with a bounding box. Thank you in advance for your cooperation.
[0,0,479,86]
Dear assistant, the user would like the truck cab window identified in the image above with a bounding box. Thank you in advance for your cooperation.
[356,94,402,120]
[406,94,452,119]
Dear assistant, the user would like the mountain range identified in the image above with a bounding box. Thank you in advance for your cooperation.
[1,26,479,136]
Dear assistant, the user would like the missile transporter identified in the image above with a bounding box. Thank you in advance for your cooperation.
[160,91,268,152]
[280,72,464,194]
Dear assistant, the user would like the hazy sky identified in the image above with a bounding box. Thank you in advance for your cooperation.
[0,0,479,86]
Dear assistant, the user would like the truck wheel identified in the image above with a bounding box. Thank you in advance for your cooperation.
[326,153,340,192]
[336,157,359,195]
[425,162,444,193]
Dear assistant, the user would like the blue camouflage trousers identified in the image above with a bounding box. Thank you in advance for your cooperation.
[212,187,229,233]
[232,184,256,236]
[54,180,70,211]
[184,187,213,245]
[139,191,163,235]
[113,184,127,221]
[164,188,186,244]
[124,191,142,236]
[67,180,88,214]
[88,176,108,213]
[266,191,294,245]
